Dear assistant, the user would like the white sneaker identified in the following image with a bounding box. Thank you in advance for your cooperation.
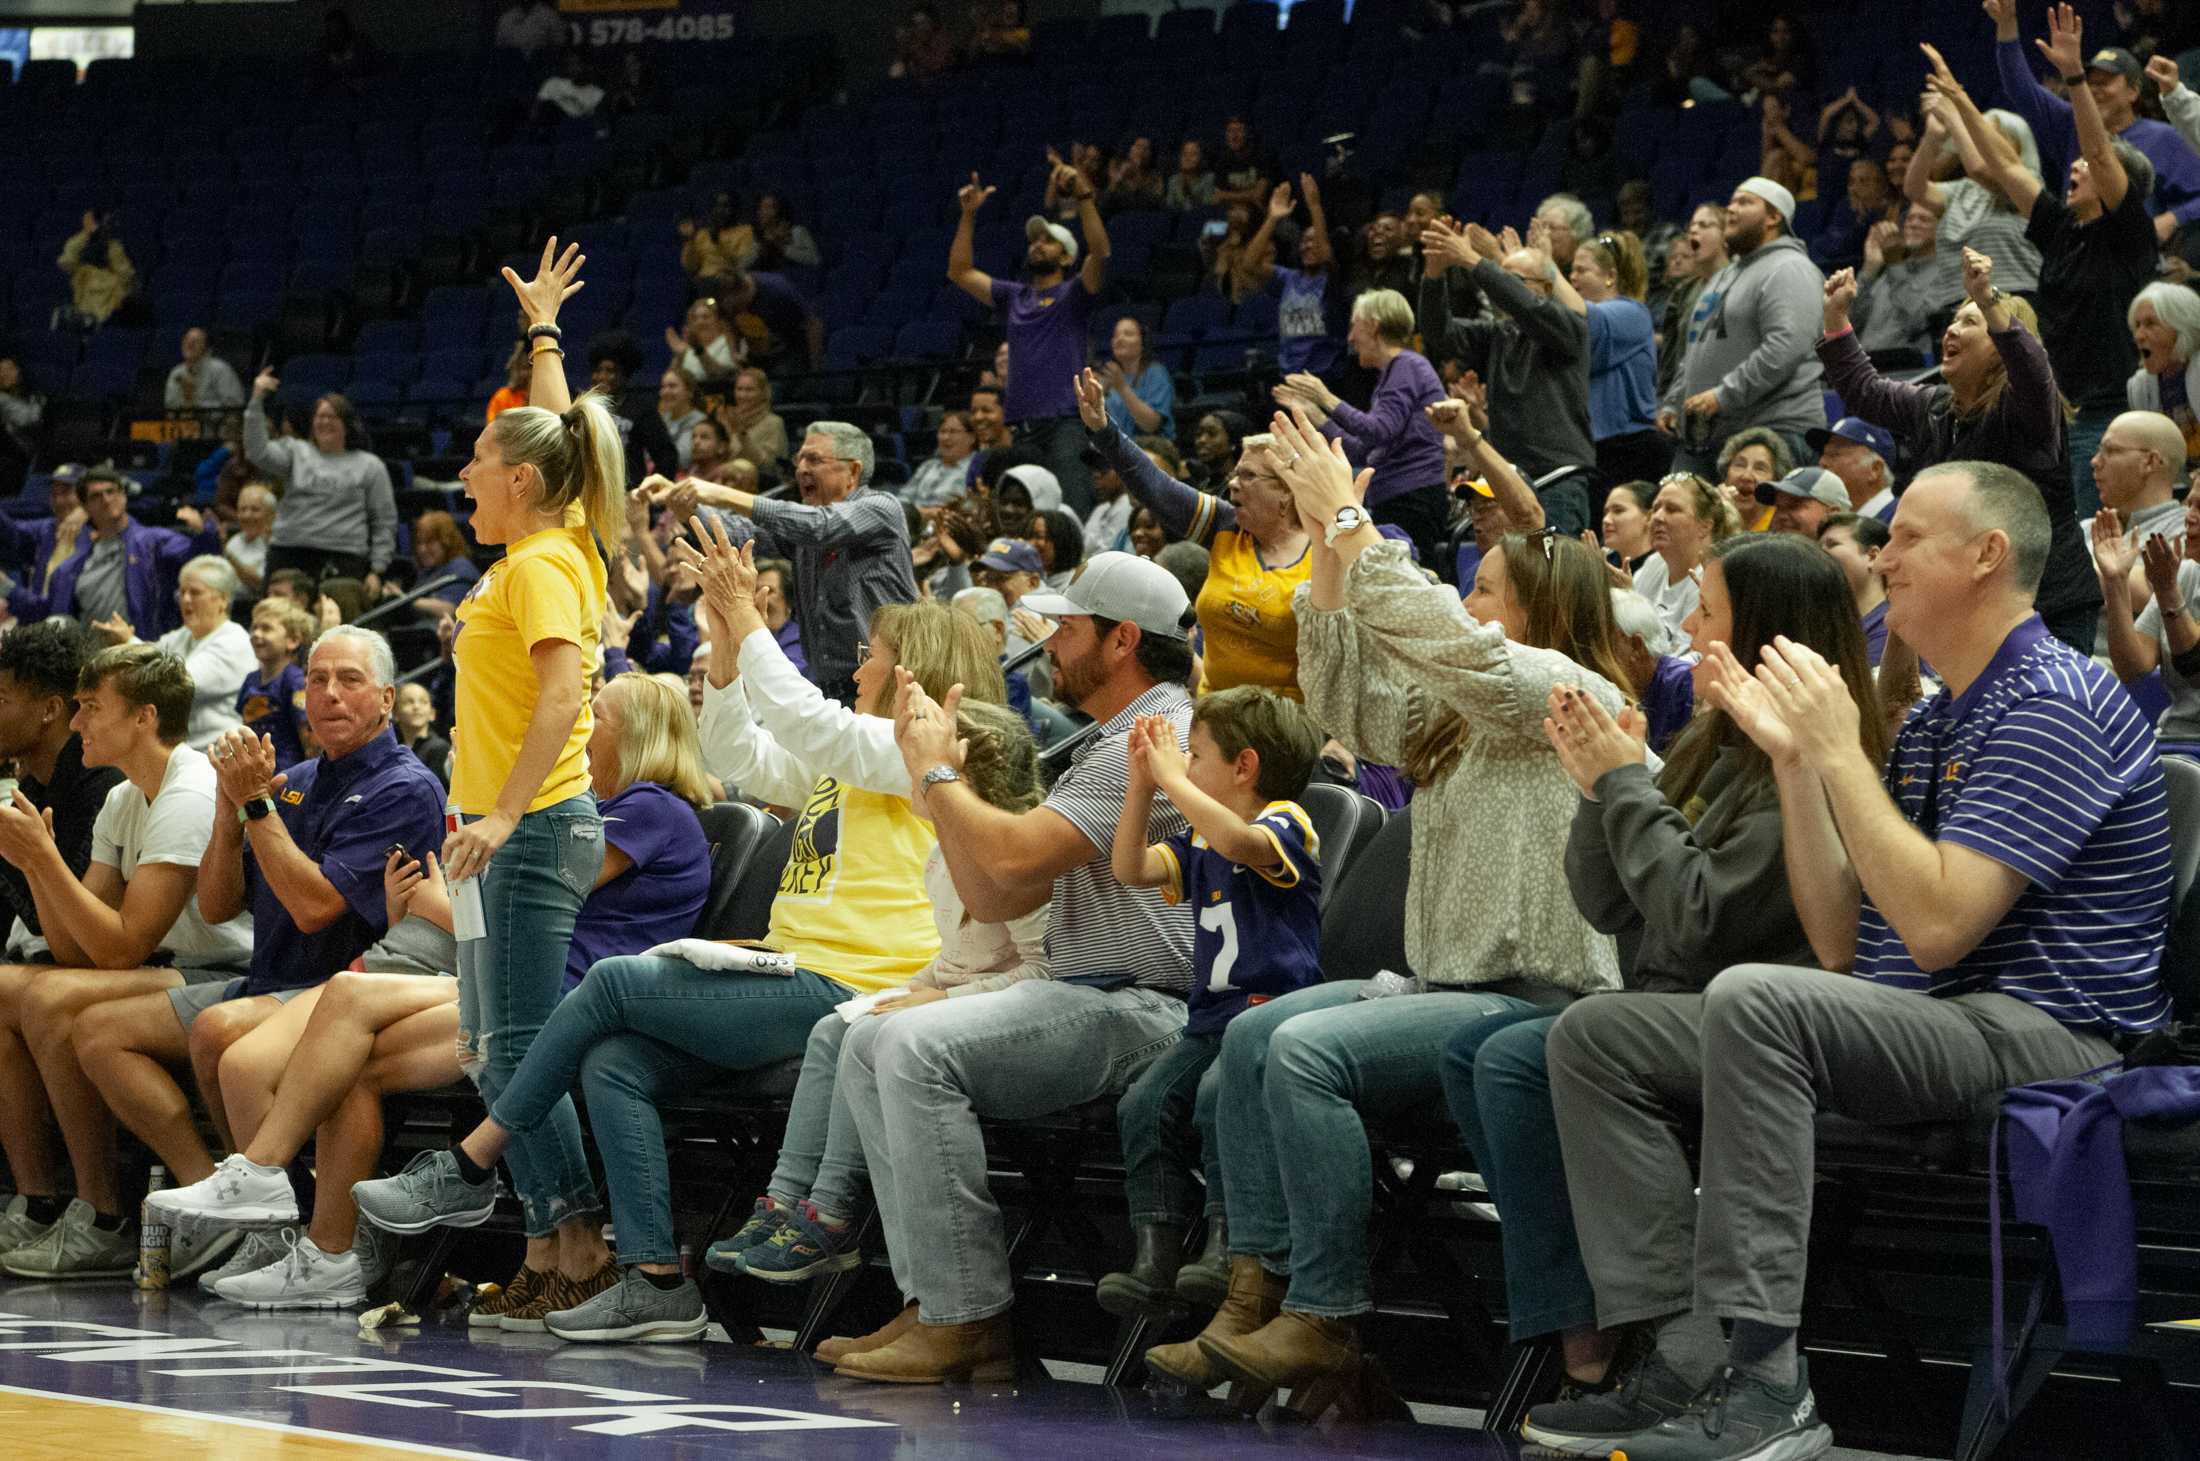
[0,1194,54,1256]
[150,1155,298,1226]
[210,1229,366,1310]
[198,1228,288,1290]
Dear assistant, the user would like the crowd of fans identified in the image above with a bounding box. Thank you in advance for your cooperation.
[0,4,2198,1458]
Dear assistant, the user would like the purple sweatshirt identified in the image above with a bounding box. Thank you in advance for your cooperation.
[1318,349,1448,508]
[1996,39,2200,228]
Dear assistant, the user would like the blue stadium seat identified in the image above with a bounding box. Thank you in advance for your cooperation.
[893,319,962,361]
[279,353,350,397]
[1162,295,1231,338]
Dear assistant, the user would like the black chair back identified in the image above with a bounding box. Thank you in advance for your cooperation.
[1316,801,1412,983]
[694,802,787,941]
[1295,781,1385,911]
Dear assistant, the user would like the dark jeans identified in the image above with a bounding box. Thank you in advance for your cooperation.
[1369,484,1450,569]
[1118,1030,1223,1227]
[1595,429,1675,511]
[266,545,370,584]
[1016,413,1094,516]
[1536,471,1593,539]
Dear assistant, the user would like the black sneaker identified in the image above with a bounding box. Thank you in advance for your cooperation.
[1520,1347,1700,1456]
[1591,1361,1833,1461]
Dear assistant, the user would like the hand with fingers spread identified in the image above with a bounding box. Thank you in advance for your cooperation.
[2143,533,2186,608]
[1543,684,1648,797]
[501,237,586,327]
[1698,641,1802,766]
[1266,180,1295,222]
[2033,3,2083,80]
[958,171,997,214]
[2093,511,2139,595]
[1266,406,1371,531]
[1128,713,1189,794]
[1460,221,1503,262]
[894,670,968,787]
[1496,224,1525,257]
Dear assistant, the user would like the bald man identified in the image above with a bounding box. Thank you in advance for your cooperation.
[2084,410,2189,612]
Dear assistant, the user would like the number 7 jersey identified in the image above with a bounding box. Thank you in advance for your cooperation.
[1155,800,1325,1037]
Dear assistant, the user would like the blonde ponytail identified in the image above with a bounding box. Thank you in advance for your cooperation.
[486,389,630,553]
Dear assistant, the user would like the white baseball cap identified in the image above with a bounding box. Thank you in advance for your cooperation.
[1024,215,1079,265]
[1018,551,1191,641]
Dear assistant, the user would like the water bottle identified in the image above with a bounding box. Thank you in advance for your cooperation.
[137,1165,170,1290]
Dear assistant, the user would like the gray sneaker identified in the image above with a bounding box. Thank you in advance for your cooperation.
[169,1219,245,1282]
[199,1228,289,1290]
[350,1219,397,1292]
[544,1266,707,1344]
[1521,1348,1702,1455]
[0,1195,54,1257]
[351,1150,497,1235]
[1,1198,136,1279]
[1586,1361,1833,1461]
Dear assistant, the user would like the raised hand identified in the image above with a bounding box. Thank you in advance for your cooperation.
[1266,180,1295,221]
[2146,54,2185,97]
[2144,532,2186,607]
[2034,3,2083,80]
[1543,684,1646,797]
[1496,224,1524,256]
[1981,0,2017,41]
[1267,406,1370,524]
[253,367,280,398]
[1919,41,1961,92]
[1824,267,1859,331]
[1131,713,1189,789]
[2092,510,2139,590]
[1755,636,1861,766]
[958,171,996,214]
[1074,367,1111,431]
[1462,220,1504,262]
[1960,246,1996,308]
[501,237,585,328]
[1699,641,1801,765]
[1425,397,1479,444]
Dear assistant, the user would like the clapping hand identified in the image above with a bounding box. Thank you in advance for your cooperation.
[1462,221,1504,262]
[500,237,585,328]
[1266,180,1295,222]
[2092,510,2139,592]
[2143,532,2186,607]
[209,728,282,808]
[1698,641,1801,766]
[1754,637,1861,766]
[1863,220,1898,271]
[1543,684,1647,797]
[0,789,56,863]
[1127,713,1188,793]
[893,668,967,784]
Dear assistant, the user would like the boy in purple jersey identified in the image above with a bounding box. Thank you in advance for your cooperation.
[236,597,315,769]
[1097,686,1324,1321]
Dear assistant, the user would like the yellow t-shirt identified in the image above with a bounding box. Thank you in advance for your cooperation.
[1195,528,1312,699]
[766,777,942,994]
[450,516,605,816]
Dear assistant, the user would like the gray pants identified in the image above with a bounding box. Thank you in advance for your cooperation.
[1546,967,2118,1330]
[838,980,1185,1324]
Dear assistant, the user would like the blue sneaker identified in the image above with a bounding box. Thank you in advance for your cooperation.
[735,1201,859,1283]
[704,1196,789,1274]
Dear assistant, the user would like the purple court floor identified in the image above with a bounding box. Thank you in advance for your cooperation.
[0,1281,1519,1459]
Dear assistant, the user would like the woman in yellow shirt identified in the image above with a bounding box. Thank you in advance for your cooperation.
[380,240,630,1326]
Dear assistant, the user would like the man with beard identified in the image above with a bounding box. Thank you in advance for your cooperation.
[828,551,1195,1384]
[948,161,1111,515]
[0,624,122,968]
[1659,178,1828,478]
[645,422,916,706]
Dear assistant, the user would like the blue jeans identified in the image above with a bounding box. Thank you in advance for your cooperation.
[1118,1030,1223,1227]
[488,954,847,1264]
[1215,981,1534,1317]
[1440,1009,1596,1341]
[455,794,603,1237]
[763,1010,869,1218]
[2068,403,2115,522]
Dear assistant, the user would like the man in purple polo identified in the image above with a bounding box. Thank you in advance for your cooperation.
[8,468,218,638]
[947,159,1111,515]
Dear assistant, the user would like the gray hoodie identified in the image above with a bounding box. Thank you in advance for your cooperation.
[1663,232,1827,441]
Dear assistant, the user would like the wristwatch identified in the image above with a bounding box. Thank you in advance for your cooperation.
[921,765,962,789]
[239,795,277,824]
[1324,505,1369,547]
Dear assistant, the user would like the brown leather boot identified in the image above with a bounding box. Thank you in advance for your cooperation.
[1144,1255,1286,1392]
[1198,1310,1361,1407]
[834,1312,1014,1384]
[813,1302,916,1366]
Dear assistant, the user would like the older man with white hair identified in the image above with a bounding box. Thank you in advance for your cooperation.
[645,421,917,706]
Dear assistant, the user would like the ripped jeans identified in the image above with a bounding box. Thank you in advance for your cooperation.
[454,793,604,1237]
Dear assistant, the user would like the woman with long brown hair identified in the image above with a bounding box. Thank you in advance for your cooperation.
[1147,409,1631,1420]
[1819,246,2097,649]
[1442,532,1888,1429]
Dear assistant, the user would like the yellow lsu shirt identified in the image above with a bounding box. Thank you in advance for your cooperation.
[1195,529,1311,700]
[450,519,605,816]
[766,776,942,994]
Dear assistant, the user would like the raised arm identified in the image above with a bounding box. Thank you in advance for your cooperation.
[1298,172,1334,271]
[1468,254,1587,361]
[2040,8,2128,212]
[1076,372,1234,543]
[1966,251,2060,446]
[1427,398,1543,531]
[1930,53,2041,215]
[1817,270,1936,441]
[1989,0,2073,154]
[947,173,998,306]
[243,374,301,478]
[1903,102,1953,211]
[500,237,585,415]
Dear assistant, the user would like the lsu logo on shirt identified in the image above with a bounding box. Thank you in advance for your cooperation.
[779,777,844,901]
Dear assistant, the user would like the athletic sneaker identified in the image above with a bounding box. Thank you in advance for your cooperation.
[351,1219,397,1292]
[1589,1362,1833,1461]
[736,1200,859,1283]
[1,1198,136,1279]
[1521,1347,1702,1456]
[211,1229,367,1310]
[149,1154,299,1226]
[0,1195,54,1257]
[169,1220,246,1282]
[545,1266,707,1344]
[469,1265,543,1329]
[351,1149,497,1235]
[703,1196,788,1273]
[199,1228,289,1290]
[504,1264,618,1333]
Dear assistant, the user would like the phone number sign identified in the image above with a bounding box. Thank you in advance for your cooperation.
[559,0,746,45]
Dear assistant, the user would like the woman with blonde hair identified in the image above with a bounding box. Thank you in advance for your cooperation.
[150,553,256,748]
[717,366,788,473]
[1149,409,1628,1419]
[1819,246,2097,649]
[1551,229,1670,493]
[356,513,1004,1346]
[349,239,633,1325]
[724,696,1052,1296]
[1633,471,1741,645]
[156,665,715,1311]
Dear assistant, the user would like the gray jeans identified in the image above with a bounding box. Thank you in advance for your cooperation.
[763,1010,868,1218]
[838,980,1185,1324]
[1546,967,2118,1330]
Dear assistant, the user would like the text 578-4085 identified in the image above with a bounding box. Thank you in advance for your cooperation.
[570,13,739,46]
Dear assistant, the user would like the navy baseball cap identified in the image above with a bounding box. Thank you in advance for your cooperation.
[1805,416,1897,464]
[974,537,1044,575]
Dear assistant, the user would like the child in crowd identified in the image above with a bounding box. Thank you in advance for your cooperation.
[1097,685,1325,1318]
[237,596,317,769]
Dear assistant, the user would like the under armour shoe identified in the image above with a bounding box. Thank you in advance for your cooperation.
[199,1227,289,1290]
[149,1154,299,1226]
[211,1229,367,1310]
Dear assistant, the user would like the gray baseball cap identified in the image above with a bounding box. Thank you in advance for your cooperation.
[1017,550,1191,641]
[1755,465,1853,511]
